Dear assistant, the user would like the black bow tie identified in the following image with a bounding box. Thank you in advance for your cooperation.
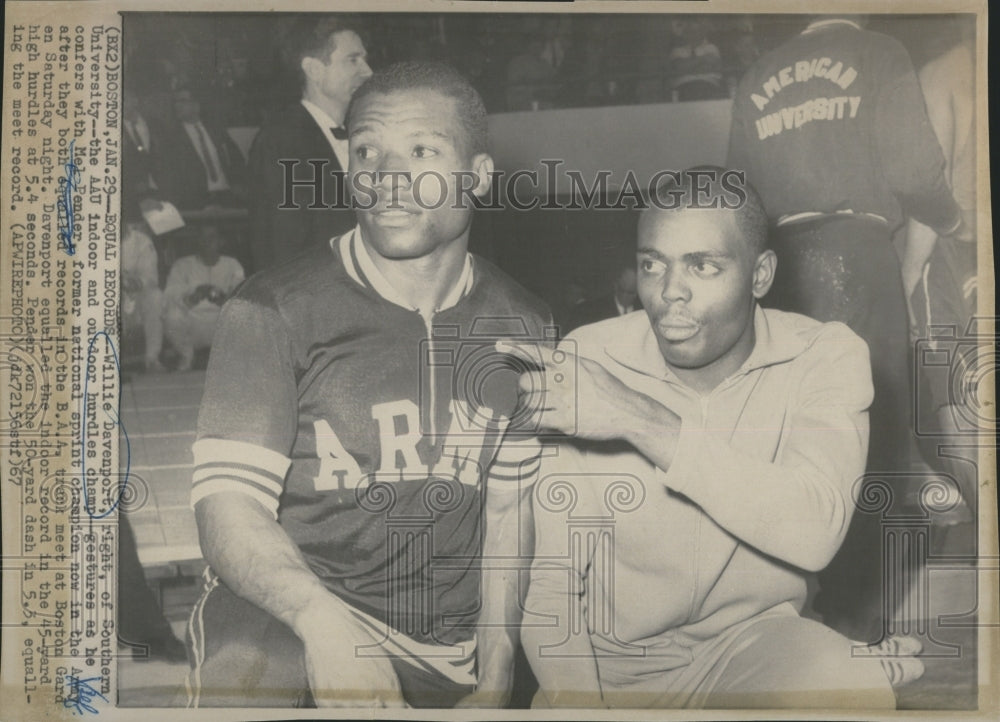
[331,126,348,140]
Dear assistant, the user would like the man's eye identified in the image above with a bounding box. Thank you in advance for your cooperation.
[692,261,722,277]
[355,145,379,161]
[413,146,438,159]
[640,259,664,273]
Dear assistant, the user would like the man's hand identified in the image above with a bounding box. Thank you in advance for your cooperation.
[186,284,220,307]
[498,340,633,439]
[295,598,406,708]
[206,287,228,306]
[497,340,681,450]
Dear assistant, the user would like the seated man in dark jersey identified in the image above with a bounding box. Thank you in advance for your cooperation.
[186,61,551,709]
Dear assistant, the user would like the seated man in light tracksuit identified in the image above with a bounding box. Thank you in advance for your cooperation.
[513,168,922,710]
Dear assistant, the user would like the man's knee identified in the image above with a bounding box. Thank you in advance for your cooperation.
[711,617,896,709]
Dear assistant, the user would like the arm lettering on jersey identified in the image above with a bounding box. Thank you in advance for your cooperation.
[371,399,424,474]
[313,419,364,491]
[310,399,511,493]
[432,400,507,487]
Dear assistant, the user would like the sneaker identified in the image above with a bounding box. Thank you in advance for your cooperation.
[852,635,925,687]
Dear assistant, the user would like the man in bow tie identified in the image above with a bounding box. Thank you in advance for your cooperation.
[247,15,372,272]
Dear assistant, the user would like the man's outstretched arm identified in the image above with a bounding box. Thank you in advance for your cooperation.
[505,324,873,573]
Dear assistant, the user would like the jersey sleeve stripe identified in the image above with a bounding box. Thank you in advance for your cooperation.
[192,438,291,478]
[488,456,540,478]
[487,457,541,487]
[490,455,542,469]
[192,473,283,501]
[487,471,535,484]
[190,479,280,519]
[192,464,284,497]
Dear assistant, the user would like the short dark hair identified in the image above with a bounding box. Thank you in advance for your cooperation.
[281,15,365,88]
[346,61,488,155]
[647,165,769,256]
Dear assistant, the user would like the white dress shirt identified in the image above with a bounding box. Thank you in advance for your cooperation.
[182,121,230,192]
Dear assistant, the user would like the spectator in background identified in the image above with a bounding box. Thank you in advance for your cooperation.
[636,15,675,104]
[212,32,259,127]
[567,259,642,332]
[719,16,761,96]
[727,15,970,643]
[904,27,977,519]
[123,89,179,287]
[163,225,245,372]
[506,33,558,111]
[726,31,761,96]
[246,16,372,272]
[157,87,246,210]
[540,16,572,76]
[668,17,725,101]
[122,217,165,373]
[122,92,164,218]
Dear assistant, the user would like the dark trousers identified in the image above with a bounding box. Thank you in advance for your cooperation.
[765,217,911,641]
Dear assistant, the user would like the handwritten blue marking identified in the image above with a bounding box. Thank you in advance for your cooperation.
[57,139,82,255]
[80,331,132,519]
[64,675,107,715]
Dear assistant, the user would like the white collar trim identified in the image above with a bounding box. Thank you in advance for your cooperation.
[338,226,474,313]
[802,19,862,34]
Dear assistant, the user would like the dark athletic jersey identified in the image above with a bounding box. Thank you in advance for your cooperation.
[727,18,961,235]
[192,227,551,652]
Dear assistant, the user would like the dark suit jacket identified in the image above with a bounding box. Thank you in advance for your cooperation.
[246,103,356,273]
[568,294,643,332]
[122,116,163,219]
[156,119,246,211]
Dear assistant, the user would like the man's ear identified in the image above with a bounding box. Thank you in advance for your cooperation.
[751,248,777,299]
[469,153,495,199]
[301,56,321,84]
